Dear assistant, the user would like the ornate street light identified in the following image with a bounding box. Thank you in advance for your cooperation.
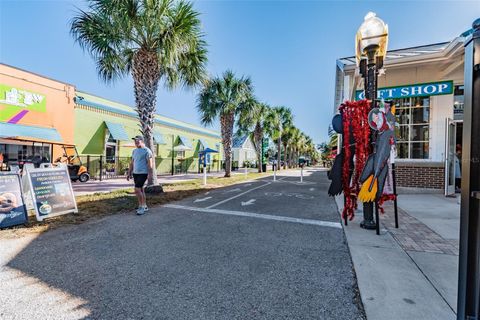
[356,12,389,230]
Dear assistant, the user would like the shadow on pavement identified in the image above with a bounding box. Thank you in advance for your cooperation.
[2,168,365,320]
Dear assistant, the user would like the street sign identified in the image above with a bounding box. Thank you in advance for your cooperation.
[0,173,28,228]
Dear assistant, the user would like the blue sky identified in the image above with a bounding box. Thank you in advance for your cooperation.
[1,1,479,144]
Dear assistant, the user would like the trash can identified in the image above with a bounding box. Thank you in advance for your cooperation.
[262,163,267,172]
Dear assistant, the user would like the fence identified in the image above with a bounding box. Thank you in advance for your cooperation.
[79,156,226,180]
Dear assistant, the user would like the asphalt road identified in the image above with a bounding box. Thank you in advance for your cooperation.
[0,168,364,320]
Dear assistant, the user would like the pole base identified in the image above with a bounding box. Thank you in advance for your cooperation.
[360,219,377,230]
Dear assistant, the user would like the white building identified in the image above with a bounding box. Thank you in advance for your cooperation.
[232,135,258,168]
[335,29,470,194]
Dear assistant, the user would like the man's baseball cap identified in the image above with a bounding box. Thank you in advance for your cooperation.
[133,135,144,141]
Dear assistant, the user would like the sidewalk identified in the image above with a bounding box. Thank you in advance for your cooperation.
[336,193,460,320]
[72,168,264,196]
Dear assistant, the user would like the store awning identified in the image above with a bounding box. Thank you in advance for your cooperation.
[173,145,192,151]
[0,122,63,144]
[178,136,193,149]
[105,121,129,141]
[199,147,218,154]
[153,131,166,145]
[199,139,209,149]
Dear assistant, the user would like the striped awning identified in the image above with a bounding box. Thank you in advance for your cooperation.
[105,121,129,141]
[0,122,63,143]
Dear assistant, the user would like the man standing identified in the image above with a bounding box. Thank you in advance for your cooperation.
[127,136,153,215]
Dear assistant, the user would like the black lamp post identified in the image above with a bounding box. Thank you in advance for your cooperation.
[457,18,480,320]
[356,12,388,230]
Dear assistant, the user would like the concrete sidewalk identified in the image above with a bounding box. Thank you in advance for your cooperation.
[336,193,460,320]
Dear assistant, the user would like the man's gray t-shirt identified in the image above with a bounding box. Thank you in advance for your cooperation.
[132,147,153,174]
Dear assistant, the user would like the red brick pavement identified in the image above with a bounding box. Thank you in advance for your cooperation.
[380,204,459,256]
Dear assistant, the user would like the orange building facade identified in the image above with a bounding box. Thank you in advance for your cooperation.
[0,64,76,168]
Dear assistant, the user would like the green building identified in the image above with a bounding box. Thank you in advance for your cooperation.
[73,91,223,176]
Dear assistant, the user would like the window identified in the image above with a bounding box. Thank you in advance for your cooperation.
[395,97,430,159]
[176,150,185,158]
[454,85,464,120]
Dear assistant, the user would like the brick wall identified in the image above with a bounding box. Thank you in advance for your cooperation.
[395,163,444,189]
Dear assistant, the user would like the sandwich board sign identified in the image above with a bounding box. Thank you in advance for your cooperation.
[0,172,28,228]
[24,164,78,221]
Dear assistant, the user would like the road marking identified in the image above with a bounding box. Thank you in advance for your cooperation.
[309,188,315,191]
[241,199,256,206]
[264,192,314,200]
[288,181,316,185]
[207,182,271,209]
[223,188,241,194]
[194,196,212,203]
[163,204,342,229]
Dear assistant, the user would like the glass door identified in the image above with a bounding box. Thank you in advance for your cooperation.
[445,118,456,196]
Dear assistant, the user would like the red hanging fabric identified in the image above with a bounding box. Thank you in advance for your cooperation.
[338,100,371,220]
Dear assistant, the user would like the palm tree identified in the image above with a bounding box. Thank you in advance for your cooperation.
[265,106,293,170]
[238,100,270,173]
[71,0,207,186]
[281,125,295,169]
[197,71,253,177]
[264,108,281,168]
[289,127,301,167]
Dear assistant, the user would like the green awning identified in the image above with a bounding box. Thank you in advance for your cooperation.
[153,131,166,144]
[0,122,63,143]
[199,139,209,149]
[179,136,192,149]
[105,121,129,141]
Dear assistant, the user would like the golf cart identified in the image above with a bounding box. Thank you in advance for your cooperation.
[55,146,90,183]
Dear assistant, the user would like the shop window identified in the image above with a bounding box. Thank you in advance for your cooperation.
[395,97,430,159]
[176,151,185,158]
[454,85,464,120]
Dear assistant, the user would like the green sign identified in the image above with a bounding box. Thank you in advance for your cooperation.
[355,81,454,100]
[0,84,46,122]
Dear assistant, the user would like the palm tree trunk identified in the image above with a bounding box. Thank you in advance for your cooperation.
[283,143,288,169]
[132,50,160,186]
[253,123,263,173]
[221,112,235,177]
[277,137,281,171]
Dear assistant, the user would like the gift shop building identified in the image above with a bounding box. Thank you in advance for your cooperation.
[334,31,468,194]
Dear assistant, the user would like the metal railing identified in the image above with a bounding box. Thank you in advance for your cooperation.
[80,156,226,180]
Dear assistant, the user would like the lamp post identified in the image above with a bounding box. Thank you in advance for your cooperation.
[457,18,480,320]
[356,12,388,230]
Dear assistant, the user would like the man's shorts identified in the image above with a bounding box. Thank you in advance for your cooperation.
[133,174,148,188]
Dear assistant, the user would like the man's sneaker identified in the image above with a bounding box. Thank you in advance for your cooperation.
[136,207,146,215]
[143,206,149,212]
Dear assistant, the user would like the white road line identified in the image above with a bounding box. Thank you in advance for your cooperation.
[241,199,256,206]
[206,182,271,209]
[163,204,342,229]
[194,196,212,203]
[223,188,241,194]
